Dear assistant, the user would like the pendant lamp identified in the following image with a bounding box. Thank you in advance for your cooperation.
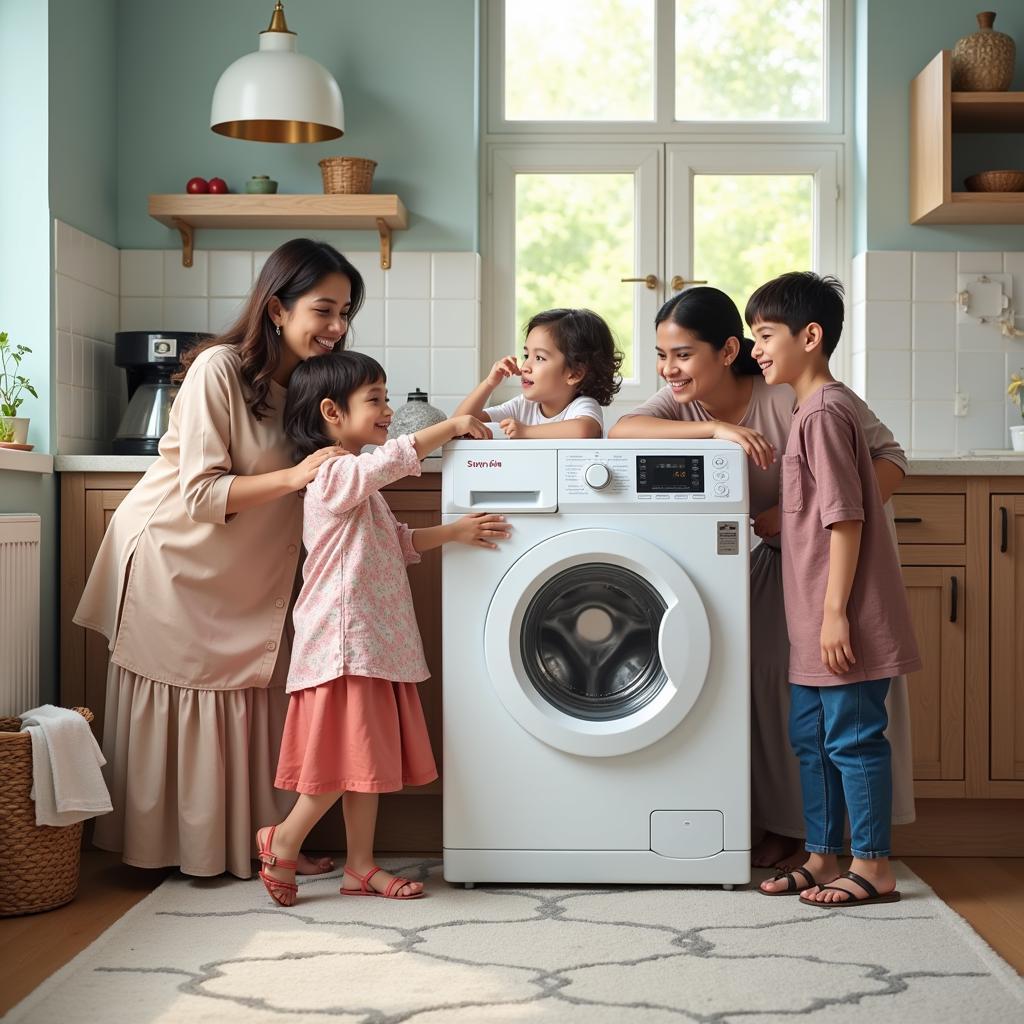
[210,2,344,143]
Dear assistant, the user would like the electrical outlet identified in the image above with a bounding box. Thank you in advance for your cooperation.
[954,392,970,417]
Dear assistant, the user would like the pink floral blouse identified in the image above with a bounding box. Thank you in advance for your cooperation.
[287,435,429,693]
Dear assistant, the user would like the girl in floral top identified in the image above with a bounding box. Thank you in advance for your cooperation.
[254,352,508,906]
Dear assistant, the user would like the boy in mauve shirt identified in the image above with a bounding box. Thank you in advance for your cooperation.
[747,272,921,908]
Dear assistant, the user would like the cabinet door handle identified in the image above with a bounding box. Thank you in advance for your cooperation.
[1000,506,1008,552]
[894,516,923,524]
[949,574,958,624]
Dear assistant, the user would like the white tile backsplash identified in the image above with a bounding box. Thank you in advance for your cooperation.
[855,248,1023,455]
[52,227,481,453]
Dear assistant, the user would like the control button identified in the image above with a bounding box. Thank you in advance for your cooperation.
[712,456,727,468]
[584,463,611,489]
[713,470,728,481]
[713,484,729,496]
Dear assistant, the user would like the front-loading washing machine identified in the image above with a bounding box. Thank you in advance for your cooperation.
[441,439,750,888]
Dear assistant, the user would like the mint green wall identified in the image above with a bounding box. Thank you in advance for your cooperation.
[0,475,58,705]
[856,0,1024,252]
[0,0,51,453]
[49,0,118,246]
[117,0,479,252]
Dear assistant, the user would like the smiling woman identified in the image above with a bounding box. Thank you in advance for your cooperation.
[73,239,366,880]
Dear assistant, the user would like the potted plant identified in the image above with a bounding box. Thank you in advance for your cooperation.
[0,331,38,446]
[1009,370,1024,451]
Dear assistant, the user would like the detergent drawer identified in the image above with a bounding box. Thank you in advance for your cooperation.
[650,810,724,858]
[450,449,558,512]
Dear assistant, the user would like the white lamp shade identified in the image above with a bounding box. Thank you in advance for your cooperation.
[211,28,344,143]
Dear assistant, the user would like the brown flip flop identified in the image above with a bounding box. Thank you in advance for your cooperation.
[799,869,901,908]
[758,864,822,896]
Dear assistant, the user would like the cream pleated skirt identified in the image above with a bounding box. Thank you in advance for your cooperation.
[92,656,297,879]
[750,542,916,838]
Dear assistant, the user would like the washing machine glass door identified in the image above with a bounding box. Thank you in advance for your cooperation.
[485,528,711,757]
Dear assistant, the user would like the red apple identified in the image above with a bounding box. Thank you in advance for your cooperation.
[207,177,229,194]
[186,177,208,194]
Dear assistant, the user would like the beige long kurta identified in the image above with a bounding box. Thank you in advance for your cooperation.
[621,376,915,836]
[75,344,305,877]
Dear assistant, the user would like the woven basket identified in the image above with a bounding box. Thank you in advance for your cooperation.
[964,170,1024,193]
[0,707,93,917]
[318,156,377,194]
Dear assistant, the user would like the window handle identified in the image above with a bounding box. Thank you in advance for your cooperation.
[671,275,708,291]
[621,275,658,290]
[949,575,958,624]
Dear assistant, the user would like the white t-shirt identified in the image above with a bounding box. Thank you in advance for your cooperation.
[483,394,604,428]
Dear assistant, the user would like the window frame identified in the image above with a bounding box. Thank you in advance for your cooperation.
[485,0,846,137]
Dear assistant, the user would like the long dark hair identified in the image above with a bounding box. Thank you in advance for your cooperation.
[525,308,623,406]
[654,287,761,376]
[284,350,385,461]
[176,238,366,420]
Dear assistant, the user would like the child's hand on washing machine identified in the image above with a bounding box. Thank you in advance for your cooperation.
[450,513,511,550]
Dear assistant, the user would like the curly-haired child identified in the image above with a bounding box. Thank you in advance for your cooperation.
[455,308,623,438]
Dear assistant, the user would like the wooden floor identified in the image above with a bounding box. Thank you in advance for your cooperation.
[0,852,1021,1016]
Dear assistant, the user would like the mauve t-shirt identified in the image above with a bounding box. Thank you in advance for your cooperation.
[781,383,922,687]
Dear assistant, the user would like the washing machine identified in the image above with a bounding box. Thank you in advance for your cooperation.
[441,439,750,888]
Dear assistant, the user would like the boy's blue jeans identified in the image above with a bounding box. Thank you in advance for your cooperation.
[788,678,893,860]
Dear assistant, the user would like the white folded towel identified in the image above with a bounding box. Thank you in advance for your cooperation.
[19,705,113,827]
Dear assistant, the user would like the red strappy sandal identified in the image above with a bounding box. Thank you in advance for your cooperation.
[255,825,299,907]
[340,864,424,900]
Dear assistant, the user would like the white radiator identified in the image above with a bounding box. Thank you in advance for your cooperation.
[0,514,41,717]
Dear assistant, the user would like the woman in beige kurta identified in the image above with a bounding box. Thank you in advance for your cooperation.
[610,286,914,869]
[75,238,365,878]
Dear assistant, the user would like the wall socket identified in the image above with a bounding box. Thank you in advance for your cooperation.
[954,392,970,417]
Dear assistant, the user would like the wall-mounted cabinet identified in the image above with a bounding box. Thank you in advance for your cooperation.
[910,50,1024,224]
[148,193,408,269]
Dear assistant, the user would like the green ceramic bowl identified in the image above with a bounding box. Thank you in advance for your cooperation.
[244,175,278,194]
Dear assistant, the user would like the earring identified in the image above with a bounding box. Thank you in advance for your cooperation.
[275,324,281,336]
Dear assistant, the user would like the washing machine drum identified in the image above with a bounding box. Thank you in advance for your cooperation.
[485,529,711,757]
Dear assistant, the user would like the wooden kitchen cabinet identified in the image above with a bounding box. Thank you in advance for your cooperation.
[990,496,1024,783]
[60,470,444,852]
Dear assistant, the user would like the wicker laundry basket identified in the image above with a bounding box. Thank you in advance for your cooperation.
[0,707,93,916]
[318,156,377,194]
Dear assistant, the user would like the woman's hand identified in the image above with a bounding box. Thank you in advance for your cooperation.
[820,608,856,675]
[288,445,349,491]
[753,504,781,539]
[485,355,521,388]
[450,513,511,550]
[449,415,491,440]
[711,422,776,470]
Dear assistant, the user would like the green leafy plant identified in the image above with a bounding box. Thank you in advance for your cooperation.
[0,332,38,442]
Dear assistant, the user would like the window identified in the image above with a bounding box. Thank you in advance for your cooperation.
[483,0,848,408]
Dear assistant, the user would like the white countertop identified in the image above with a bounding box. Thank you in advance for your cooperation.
[54,453,444,473]
[48,452,1024,478]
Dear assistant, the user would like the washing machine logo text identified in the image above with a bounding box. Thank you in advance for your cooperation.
[466,459,502,468]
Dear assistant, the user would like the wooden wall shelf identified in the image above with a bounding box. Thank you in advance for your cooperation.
[147,193,409,268]
[910,51,1024,224]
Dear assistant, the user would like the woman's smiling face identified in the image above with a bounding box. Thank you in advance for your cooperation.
[274,272,353,364]
[655,320,734,405]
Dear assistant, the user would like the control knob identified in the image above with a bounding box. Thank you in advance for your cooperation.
[584,463,611,490]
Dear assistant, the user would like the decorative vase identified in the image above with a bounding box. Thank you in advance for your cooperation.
[951,12,1016,92]
[387,389,447,439]
[244,175,278,194]
[1011,424,1024,451]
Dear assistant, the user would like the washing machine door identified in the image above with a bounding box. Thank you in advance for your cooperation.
[484,528,711,757]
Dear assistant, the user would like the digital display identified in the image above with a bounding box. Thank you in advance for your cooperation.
[636,455,704,493]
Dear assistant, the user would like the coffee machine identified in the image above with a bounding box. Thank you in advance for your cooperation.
[112,331,208,454]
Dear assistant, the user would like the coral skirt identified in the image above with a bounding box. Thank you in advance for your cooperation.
[275,676,438,795]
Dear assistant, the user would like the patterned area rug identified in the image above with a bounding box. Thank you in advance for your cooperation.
[8,860,1023,1023]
